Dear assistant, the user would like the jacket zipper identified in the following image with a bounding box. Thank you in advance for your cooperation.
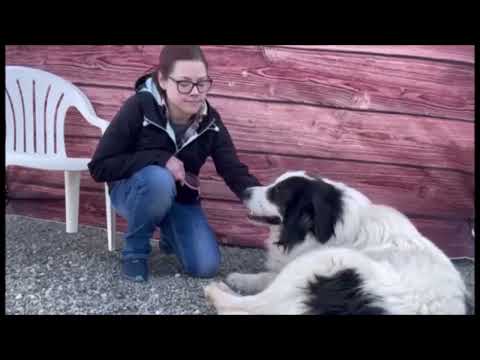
[143,116,219,156]
[143,117,178,151]
[174,120,219,155]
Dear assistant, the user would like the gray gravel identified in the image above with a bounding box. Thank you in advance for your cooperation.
[5,214,265,315]
[5,214,475,315]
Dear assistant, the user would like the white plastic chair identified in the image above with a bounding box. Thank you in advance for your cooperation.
[5,66,118,251]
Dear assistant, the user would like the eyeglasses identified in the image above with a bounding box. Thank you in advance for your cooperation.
[169,77,213,94]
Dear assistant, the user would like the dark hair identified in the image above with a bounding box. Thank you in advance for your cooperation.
[135,45,208,90]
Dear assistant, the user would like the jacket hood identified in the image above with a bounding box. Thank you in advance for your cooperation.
[135,74,166,108]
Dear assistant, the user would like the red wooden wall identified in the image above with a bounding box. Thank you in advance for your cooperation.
[5,45,475,257]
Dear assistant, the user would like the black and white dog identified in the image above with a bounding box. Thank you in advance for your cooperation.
[204,171,468,315]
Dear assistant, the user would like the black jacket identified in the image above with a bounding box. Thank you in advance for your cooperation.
[88,76,260,203]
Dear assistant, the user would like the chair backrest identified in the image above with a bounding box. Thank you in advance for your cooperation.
[5,66,101,158]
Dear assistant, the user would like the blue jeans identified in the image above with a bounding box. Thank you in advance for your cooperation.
[109,165,220,278]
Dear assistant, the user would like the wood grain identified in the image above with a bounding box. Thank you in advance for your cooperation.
[258,46,474,120]
[277,46,475,64]
[6,45,474,120]
[5,45,474,256]
[7,148,474,220]
[64,87,475,173]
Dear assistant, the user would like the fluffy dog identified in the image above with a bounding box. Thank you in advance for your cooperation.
[203,171,468,315]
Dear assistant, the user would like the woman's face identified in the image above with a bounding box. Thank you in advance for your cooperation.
[158,60,211,121]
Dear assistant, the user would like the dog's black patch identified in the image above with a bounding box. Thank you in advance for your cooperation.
[269,176,343,252]
[303,268,388,315]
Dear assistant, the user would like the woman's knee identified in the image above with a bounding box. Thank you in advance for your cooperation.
[135,165,177,216]
[140,165,176,192]
[186,256,221,278]
[184,242,221,278]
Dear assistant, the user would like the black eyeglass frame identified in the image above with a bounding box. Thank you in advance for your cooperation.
[168,76,213,94]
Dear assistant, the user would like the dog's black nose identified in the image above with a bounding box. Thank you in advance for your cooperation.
[242,187,253,201]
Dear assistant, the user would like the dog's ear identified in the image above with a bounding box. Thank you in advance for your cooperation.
[277,194,313,251]
[277,181,343,251]
[311,185,342,244]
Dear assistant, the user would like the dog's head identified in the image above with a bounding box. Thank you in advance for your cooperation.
[243,171,369,251]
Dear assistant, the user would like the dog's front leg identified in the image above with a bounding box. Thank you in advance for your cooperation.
[225,271,277,294]
[204,281,252,314]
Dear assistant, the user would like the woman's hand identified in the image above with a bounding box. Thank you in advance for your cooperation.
[166,156,185,185]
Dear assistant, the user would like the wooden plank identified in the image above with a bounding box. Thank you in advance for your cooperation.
[6,45,474,121]
[6,192,474,258]
[258,46,474,120]
[64,86,474,174]
[4,182,267,246]
[7,146,474,220]
[277,46,475,64]
[208,97,475,174]
[4,45,158,88]
[198,155,474,220]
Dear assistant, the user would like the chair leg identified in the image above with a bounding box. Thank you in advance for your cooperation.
[65,171,81,233]
[105,183,117,251]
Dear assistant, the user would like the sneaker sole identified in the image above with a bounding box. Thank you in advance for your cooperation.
[122,273,148,282]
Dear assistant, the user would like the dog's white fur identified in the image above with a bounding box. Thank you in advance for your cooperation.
[204,171,468,315]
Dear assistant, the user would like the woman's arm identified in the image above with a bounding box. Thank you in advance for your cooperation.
[211,119,261,200]
[88,96,172,182]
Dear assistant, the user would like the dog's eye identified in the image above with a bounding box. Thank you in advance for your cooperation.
[268,186,282,202]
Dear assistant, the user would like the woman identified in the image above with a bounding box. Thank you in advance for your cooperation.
[88,45,261,282]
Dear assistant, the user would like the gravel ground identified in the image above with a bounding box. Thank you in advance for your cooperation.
[5,214,475,315]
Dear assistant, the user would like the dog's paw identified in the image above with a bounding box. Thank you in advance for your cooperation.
[213,281,233,294]
[204,281,237,314]
[203,282,219,304]
[225,272,250,292]
[204,281,234,299]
